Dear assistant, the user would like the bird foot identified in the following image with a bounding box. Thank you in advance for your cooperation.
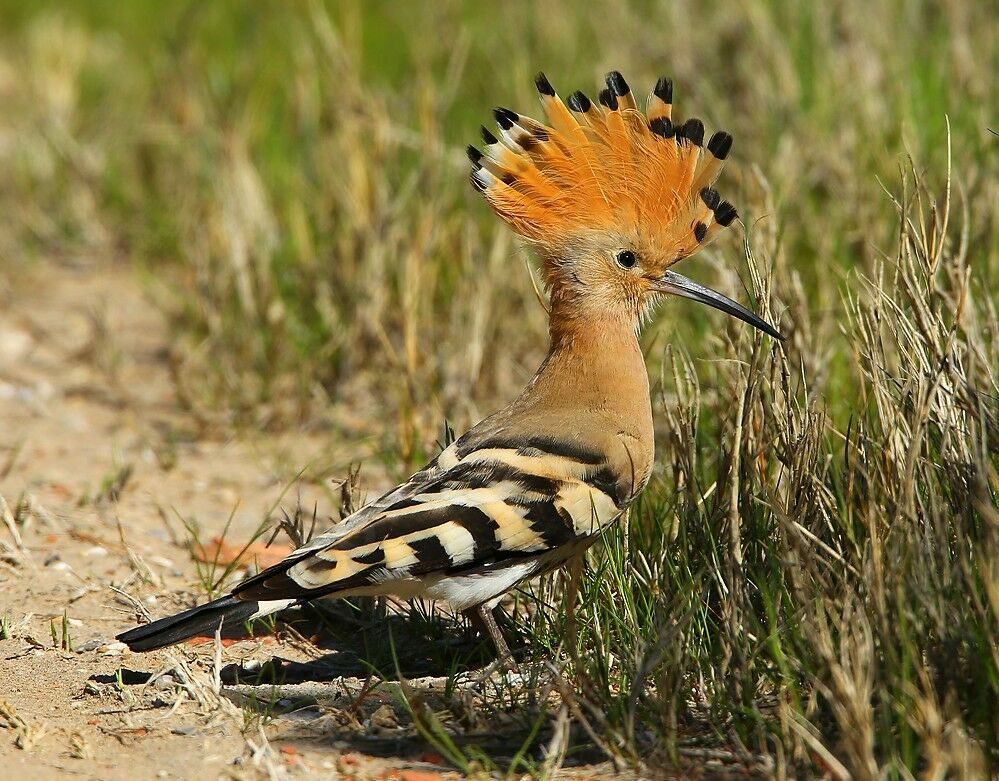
[453,659,530,692]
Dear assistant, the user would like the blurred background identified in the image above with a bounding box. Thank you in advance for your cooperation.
[0,0,993,453]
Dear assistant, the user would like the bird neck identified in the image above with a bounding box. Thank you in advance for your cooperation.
[524,295,653,435]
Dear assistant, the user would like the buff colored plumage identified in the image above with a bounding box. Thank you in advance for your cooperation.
[118,70,782,668]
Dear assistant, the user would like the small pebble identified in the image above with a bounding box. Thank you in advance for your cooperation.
[400,771,444,781]
[0,328,33,360]
[35,380,55,400]
[369,703,398,729]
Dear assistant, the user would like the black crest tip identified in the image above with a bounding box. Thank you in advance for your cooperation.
[606,70,630,97]
[700,187,720,210]
[567,90,591,113]
[680,118,705,146]
[707,131,733,160]
[493,107,518,130]
[649,117,674,138]
[480,125,498,145]
[715,201,738,226]
[466,145,483,167]
[694,222,708,243]
[598,87,618,111]
[535,71,555,97]
[653,76,674,104]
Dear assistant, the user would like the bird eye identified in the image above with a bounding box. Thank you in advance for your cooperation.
[616,250,637,269]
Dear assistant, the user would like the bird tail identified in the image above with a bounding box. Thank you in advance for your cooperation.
[116,594,293,652]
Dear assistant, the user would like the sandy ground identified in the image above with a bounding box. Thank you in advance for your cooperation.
[0,259,501,780]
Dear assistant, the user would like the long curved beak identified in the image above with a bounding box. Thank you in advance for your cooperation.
[655,270,784,340]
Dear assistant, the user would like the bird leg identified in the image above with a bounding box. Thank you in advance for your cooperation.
[463,603,519,672]
[563,552,585,657]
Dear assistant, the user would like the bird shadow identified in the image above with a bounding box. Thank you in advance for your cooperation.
[220,599,527,685]
[97,601,606,768]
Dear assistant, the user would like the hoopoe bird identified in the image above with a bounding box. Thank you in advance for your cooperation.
[118,70,782,667]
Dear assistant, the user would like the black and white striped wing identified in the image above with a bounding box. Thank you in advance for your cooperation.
[233,434,624,604]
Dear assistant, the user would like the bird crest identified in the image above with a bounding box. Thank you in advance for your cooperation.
[469,71,737,271]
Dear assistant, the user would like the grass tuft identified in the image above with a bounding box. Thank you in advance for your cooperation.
[515,154,997,776]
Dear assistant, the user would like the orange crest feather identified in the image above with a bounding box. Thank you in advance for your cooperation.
[469,71,738,264]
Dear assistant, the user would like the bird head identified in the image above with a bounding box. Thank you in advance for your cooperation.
[469,70,783,340]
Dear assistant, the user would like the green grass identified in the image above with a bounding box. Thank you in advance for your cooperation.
[0,1,996,777]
